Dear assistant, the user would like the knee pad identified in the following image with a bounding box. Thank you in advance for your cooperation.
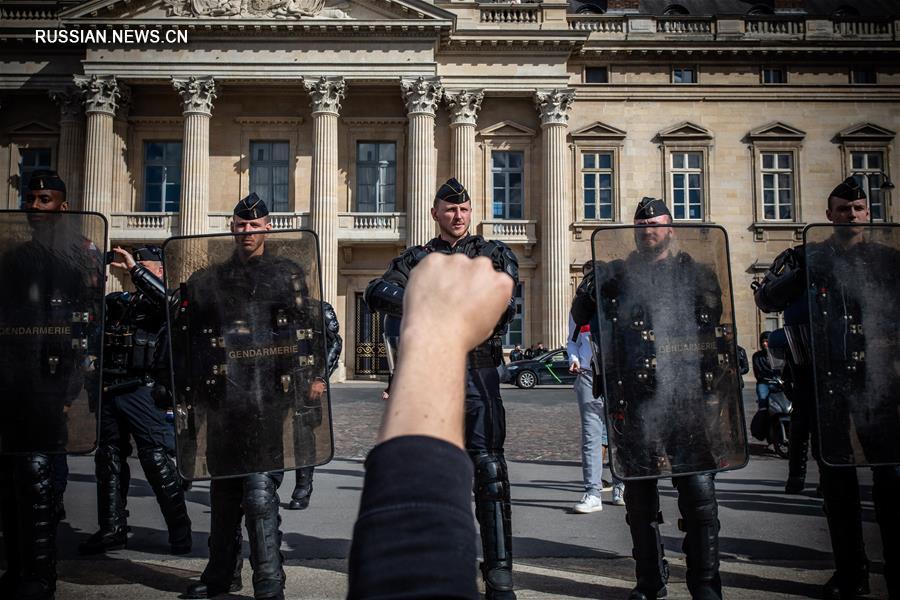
[242,474,278,518]
[675,474,718,524]
[472,453,508,503]
[624,480,660,520]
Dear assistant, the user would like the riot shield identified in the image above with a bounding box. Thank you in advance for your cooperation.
[805,223,899,467]
[590,224,748,480]
[0,210,107,455]
[164,229,334,480]
[382,314,402,374]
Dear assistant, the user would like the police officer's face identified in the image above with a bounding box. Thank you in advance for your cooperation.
[24,189,68,212]
[826,197,869,224]
[231,215,272,256]
[431,199,471,241]
[633,214,673,255]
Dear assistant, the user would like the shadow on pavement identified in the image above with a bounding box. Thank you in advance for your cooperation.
[57,555,199,592]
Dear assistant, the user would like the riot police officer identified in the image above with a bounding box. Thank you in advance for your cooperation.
[182,194,342,600]
[364,178,519,600]
[78,245,192,555]
[754,178,900,600]
[572,198,735,600]
[1,170,104,600]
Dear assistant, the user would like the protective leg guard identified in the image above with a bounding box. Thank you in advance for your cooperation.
[79,445,128,555]
[200,479,244,594]
[674,474,722,600]
[624,480,668,600]
[138,447,192,554]
[243,474,285,600]
[819,465,869,600]
[472,452,516,600]
[15,453,57,600]
[288,466,314,511]
[785,426,809,494]
[873,466,900,599]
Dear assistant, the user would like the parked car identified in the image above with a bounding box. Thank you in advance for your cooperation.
[501,348,576,389]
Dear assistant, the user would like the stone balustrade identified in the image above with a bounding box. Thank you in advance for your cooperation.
[480,3,541,25]
[656,16,715,35]
[337,212,405,242]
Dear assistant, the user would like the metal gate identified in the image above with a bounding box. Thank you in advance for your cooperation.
[354,293,389,376]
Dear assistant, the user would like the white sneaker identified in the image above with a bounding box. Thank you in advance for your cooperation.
[612,484,625,506]
[573,493,603,513]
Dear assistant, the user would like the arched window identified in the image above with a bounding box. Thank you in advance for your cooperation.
[663,4,690,15]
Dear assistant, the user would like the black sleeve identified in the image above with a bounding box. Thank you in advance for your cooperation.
[348,436,478,600]
[479,240,520,332]
[571,270,596,327]
[754,246,805,314]
[130,264,168,307]
[363,247,425,317]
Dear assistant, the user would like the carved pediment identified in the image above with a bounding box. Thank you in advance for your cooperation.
[748,121,806,141]
[8,121,58,136]
[571,121,627,140]
[657,121,712,141]
[837,122,896,142]
[61,0,454,21]
[479,120,536,138]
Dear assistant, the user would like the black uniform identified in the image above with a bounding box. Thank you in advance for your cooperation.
[0,187,104,598]
[755,234,900,600]
[78,251,192,556]
[365,230,519,600]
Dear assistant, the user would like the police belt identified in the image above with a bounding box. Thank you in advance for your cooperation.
[102,375,152,396]
[468,342,496,369]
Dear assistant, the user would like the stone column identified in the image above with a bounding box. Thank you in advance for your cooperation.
[76,75,120,215]
[535,89,575,350]
[111,85,132,214]
[49,88,85,204]
[445,89,484,224]
[173,76,217,236]
[304,76,346,306]
[401,76,443,247]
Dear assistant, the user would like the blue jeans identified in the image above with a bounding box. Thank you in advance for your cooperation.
[574,370,621,495]
[756,382,770,409]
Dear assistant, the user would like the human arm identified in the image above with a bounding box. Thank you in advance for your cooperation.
[566,313,580,373]
[753,246,806,314]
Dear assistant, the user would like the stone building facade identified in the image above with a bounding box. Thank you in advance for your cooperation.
[1,0,898,380]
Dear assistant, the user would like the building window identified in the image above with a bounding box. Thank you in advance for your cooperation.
[851,151,887,221]
[492,151,524,220]
[585,66,609,84]
[356,142,396,213]
[762,67,786,84]
[18,147,52,206]
[760,152,795,220]
[670,151,703,220]
[249,141,290,213]
[850,69,877,85]
[502,282,524,347]
[143,141,181,212]
[672,67,697,84]
[582,151,614,220]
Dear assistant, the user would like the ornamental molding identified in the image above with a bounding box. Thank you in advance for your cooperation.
[342,117,407,128]
[570,120,627,140]
[172,76,218,115]
[303,76,347,115]
[162,0,329,18]
[534,88,576,126]
[747,121,806,141]
[400,76,443,116]
[656,120,713,141]
[234,116,305,126]
[75,75,121,115]
[478,120,535,138]
[836,122,896,142]
[444,89,484,126]
[49,88,84,122]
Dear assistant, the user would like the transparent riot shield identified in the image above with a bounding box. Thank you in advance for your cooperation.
[382,314,402,374]
[164,229,334,480]
[0,210,107,455]
[590,224,748,480]
[805,223,899,467]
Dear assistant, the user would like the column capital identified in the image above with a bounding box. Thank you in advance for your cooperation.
[75,75,120,116]
[49,88,84,122]
[534,88,576,126]
[172,76,218,116]
[115,84,133,121]
[303,76,346,116]
[445,89,484,126]
[401,76,443,116]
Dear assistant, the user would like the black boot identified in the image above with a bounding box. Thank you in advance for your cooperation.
[473,453,516,600]
[138,447,192,554]
[79,445,128,555]
[820,466,869,600]
[624,480,668,600]
[675,474,722,600]
[873,466,900,600]
[195,479,244,597]
[16,453,58,600]
[785,422,809,494]
[243,474,285,600]
[287,466,314,511]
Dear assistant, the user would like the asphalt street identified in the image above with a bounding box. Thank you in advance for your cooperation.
[1,383,889,599]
